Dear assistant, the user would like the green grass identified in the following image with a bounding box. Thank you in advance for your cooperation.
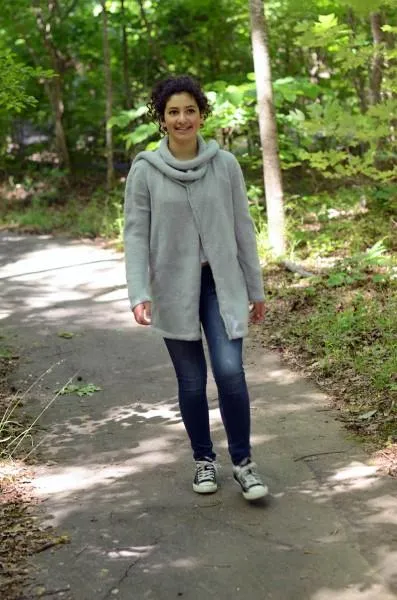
[284,185,397,260]
[260,235,397,446]
[0,174,124,243]
[1,194,124,241]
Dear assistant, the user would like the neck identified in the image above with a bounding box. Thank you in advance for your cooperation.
[168,136,199,161]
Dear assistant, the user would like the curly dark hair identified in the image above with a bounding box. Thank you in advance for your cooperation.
[147,75,212,134]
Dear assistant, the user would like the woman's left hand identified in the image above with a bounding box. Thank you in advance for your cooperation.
[250,301,265,324]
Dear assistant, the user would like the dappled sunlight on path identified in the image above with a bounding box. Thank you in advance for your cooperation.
[1,233,397,600]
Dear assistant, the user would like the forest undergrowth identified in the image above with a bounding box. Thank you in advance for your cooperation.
[0,339,66,600]
[256,182,397,474]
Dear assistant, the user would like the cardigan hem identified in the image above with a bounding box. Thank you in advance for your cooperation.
[151,325,203,341]
[150,324,249,341]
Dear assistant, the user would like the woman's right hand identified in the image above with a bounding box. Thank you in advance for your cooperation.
[132,301,152,326]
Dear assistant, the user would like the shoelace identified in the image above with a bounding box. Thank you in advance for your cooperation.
[239,462,262,487]
[196,461,216,482]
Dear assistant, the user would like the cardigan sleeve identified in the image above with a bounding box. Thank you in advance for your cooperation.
[229,155,265,302]
[123,161,152,309]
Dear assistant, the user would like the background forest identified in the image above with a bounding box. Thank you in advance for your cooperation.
[0,0,396,450]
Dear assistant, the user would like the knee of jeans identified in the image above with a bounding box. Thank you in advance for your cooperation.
[213,364,245,387]
[177,374,207,394]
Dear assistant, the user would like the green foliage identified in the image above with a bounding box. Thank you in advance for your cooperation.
[0,0,393,190]
[289,10,397,182]
[295,99,397,181]
[203,81,256,136]
[285,186,396,260]
[59,383,102,397]
[305,290,396,393]
[0,176,124,242]
[258,173,396,445]
[0,50,52,113]
[262,258,396,443]
[109,106,159,148]
[325,243,394,288]
[295,13,351,50]
[0,48,54,153]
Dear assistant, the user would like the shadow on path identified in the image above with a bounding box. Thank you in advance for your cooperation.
[1,233,396,600]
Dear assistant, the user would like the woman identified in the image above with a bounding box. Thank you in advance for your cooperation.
[124,75,268,502]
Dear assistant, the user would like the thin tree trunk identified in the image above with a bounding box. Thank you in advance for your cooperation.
[137,0,168,72]
[249,0,286,257]
[51,78,70,169]
[369,12,384,105]
[346,9,368,114]
[121,0,132,109]
[31,0,71,169]
[354,73,368,114]
[101,0,114,190]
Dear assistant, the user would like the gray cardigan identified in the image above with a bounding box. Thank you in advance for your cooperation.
[124,135,264,340]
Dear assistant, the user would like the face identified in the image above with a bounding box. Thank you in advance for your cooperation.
[161,92,203,143]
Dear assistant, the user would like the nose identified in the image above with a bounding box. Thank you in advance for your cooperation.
[177,111,187,124]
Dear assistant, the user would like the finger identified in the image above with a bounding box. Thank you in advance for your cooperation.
[251,305,265,323]
[143,311,151,325]
[133,305,150,326]
[144,302,152,318]
[257,307,265,321]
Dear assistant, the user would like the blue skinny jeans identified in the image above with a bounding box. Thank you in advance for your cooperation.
[164,265,251,465]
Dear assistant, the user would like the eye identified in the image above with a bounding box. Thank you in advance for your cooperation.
[187,108,196,113]
[168,109,178,115]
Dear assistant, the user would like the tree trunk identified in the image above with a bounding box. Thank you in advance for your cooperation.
[354,73,368,114]
[51,78,71,170]
[346,9,368,114]
[369,12,384,105]
[101,0,114,190]
[121,0,132,109]
[249,0,286,257]
[137,0,168,72]
[31,0,71,169]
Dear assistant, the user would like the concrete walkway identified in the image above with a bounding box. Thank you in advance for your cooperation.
[1,232,397,600]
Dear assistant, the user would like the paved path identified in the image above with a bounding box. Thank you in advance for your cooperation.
[1,232,397,600]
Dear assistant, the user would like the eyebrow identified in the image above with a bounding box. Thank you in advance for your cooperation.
[167,105,196,110]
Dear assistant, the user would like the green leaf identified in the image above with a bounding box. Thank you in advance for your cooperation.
[327,272,347,287]
[125,122,158,148]
[59,383,102,397]
[108,106,148,129]
[317,14,338,28]
[0,348,13,359]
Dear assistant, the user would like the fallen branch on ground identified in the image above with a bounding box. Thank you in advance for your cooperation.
[293,451,345,462]
[281,260,315,277]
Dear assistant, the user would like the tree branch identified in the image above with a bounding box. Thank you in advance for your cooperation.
[137,0,168,71]
[281,260,315,278]
[61,0,79,20]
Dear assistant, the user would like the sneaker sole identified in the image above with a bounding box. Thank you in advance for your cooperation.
[238,483,269,501]
[193,482,218,494]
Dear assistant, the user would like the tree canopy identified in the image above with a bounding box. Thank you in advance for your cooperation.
[0,0,395,186]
